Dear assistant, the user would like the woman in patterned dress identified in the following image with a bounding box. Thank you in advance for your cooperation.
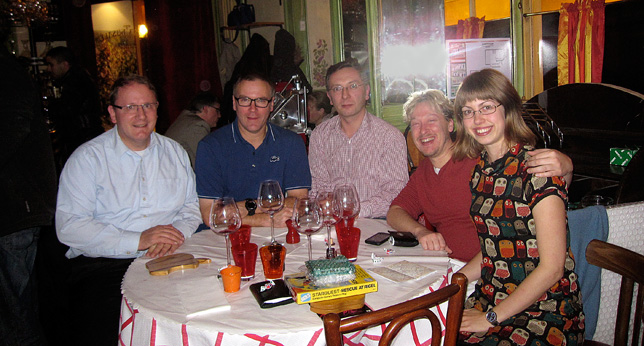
[452,69,585,346]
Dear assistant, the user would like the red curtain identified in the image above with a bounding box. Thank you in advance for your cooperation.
[557,0,605,85]
[456,16,486,39]
[144,0,223,132]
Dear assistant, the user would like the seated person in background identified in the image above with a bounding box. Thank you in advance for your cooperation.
[307,90,334,129]
[56,75,201,346]
[195,73,311,227]
[165,92,221,167]
[387,89,573,262]
[309,60,408,218]
[454,69,584,344]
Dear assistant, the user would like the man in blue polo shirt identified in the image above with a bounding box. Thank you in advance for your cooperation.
[195,73,311,227]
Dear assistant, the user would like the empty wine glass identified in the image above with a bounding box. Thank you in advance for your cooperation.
[209,197,242,266]
[332,183,361,224]
[292,198,323,261]
[316,191,337,259]
[257,180,285,244]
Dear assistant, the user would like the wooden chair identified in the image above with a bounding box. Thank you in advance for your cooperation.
[323,272,467,346]
[585,239,644,346]
[404,124,425,175]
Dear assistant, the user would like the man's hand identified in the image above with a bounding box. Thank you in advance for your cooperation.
[272,204,295,227]
[144,242,180,258]
[526,149,573,185]
[416,229,453,254]
[139,225,185,257]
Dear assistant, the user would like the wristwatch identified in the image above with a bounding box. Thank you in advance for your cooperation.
[245,198,257,216]
[486,310,500,326]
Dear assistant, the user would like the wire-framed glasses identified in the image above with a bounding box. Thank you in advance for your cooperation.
[328,82,364,94]
[461,104,502,119]
[112,102,159,114]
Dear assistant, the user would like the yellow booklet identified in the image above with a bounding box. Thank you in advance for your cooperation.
[285,265,378,304]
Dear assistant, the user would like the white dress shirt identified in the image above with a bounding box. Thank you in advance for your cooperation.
[56,127,201,259]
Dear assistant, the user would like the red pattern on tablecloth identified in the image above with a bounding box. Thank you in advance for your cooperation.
[119,297,138,346]
[150,318,157,345]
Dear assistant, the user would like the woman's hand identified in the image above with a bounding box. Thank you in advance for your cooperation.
[460,308,493,333]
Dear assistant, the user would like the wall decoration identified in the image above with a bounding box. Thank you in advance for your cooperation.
[306,0,333,89]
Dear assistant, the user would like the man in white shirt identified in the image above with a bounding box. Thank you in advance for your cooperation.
[55,75,201,346]
[308,60,408,218]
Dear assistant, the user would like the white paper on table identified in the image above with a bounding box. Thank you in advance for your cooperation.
[370,260,436,282]
[180,275,231,319]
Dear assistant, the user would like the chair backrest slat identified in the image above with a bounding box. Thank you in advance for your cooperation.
[323,272,467,346]
[586,239,644,346]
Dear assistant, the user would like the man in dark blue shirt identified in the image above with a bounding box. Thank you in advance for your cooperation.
[196,73,311,227]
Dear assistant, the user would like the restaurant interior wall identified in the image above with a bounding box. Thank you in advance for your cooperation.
[16,0,642,129]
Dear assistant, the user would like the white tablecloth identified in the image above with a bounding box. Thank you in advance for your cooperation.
[119,218,470,346]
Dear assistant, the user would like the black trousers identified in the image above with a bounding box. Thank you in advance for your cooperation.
[66,256,133,346]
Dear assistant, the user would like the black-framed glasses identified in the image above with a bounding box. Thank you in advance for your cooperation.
[234,96,271,108]
[461,104,502,119]
[207,105,220,112]
[328,82,364,94]
[112,102,159,114]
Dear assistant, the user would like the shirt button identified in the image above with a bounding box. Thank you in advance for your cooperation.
[252,164,256,168]
[143,197,146,201]
[143,215,147,218]
[142,177,145,181]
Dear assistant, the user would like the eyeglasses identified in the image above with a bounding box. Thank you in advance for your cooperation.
[461,104,502,119]
[328,82,364,94]
[112,102,159,114]
[207,105,220,112]
[234,96,271,108]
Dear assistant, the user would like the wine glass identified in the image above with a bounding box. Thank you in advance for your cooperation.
[209,197,242,267]
[333,184,361,261]
[316,191,337,259]
[332,183,361,225]
[292,198,323,261]
[257,180,285,244]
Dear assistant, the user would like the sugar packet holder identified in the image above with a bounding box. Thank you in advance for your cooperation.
[249,279,294,308]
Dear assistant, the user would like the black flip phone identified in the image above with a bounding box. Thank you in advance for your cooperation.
[365,232,391,245]
[388,231,420,247]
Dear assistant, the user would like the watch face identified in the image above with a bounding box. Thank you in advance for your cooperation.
[486,311,498,324]
[245,199,256,210]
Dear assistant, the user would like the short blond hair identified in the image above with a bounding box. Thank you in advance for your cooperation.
[402,89,453,123]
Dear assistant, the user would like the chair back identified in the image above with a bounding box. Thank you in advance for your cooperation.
[404,124,425,175]
[323,272,467,346]
[585,239,644,346]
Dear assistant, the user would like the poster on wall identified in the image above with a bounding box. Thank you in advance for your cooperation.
[446,38,512,99]
[91,2,139,104]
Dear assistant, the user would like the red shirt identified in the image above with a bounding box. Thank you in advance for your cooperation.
[391,157,480,261]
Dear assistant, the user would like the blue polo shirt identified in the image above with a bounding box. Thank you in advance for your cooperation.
[195,120,311,202]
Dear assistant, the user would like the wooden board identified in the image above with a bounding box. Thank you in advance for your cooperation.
[309,294,365,314]
[145,253,211,276]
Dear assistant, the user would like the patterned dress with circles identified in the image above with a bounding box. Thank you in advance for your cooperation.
[459,144,585,346]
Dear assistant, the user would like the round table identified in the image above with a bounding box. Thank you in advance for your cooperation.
[119,218,466,346]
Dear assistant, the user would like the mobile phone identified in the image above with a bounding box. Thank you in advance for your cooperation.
[388,231,419,247]
[365,232,391,246]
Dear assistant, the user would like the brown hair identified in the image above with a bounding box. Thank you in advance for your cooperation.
[325,59,368,90]
[109,75,157,106]
[233,73,275,97]
[452,69,535,159]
